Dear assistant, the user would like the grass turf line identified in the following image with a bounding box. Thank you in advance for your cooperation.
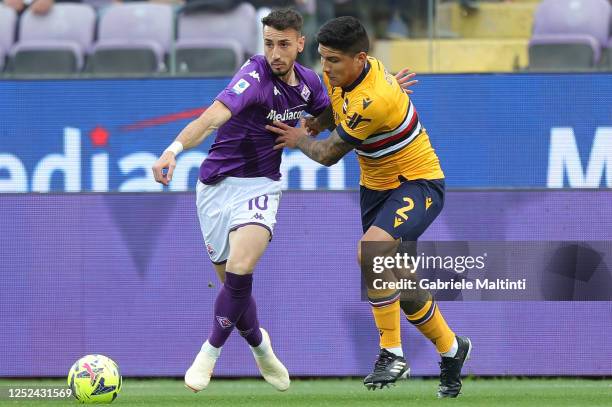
[0,378,611,407]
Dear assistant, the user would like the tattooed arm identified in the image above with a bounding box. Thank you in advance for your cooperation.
[267,119,354,167]
[295,131,353,166]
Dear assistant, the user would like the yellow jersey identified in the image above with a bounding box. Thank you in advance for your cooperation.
[323,57,444,190]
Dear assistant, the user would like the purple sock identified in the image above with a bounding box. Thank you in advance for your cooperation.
[236,296,263,347]
[208,272,253,348]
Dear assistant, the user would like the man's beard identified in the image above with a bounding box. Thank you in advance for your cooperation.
[272,67,291,77]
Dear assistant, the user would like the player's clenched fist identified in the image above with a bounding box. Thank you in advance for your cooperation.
[152,151,177,186]
[303,117,324,137]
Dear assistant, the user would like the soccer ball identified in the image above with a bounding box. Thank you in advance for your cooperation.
[67,354,122,403]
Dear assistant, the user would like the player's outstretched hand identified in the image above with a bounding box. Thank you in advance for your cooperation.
[152,151,177,186]
[267,120,308,150]
[395,68,418,94]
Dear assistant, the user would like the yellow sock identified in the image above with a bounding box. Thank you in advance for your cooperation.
[371,300,402,349]
[405,300,455,353]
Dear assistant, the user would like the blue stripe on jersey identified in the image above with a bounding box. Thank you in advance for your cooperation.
[336,123,363,146]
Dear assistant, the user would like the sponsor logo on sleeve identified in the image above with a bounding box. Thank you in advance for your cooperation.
[247,70,261,82]
[232,79,251,95]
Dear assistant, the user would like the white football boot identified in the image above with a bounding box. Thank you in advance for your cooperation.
[251,328,290,391]
[184,343,219,392]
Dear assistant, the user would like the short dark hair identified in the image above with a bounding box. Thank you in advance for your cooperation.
[261,8,303,33]
[316,16,369,55]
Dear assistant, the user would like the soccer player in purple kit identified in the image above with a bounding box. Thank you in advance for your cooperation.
[152,8,324,392]
[152,8,416,392]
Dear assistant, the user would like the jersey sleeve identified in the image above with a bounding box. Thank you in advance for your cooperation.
[336,91,384,146]
[305,74,330,117]
[215,59,264,116]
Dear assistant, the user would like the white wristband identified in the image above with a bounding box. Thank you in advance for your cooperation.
[164,141,184,156]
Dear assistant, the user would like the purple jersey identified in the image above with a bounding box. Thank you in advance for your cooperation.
[199,55,329,184]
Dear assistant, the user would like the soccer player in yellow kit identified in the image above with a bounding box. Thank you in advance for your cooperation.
[266,16,472,398]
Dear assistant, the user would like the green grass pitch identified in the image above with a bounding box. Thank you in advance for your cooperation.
[1,378,611,406]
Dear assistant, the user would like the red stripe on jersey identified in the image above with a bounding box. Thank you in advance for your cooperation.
[358,110,419,152]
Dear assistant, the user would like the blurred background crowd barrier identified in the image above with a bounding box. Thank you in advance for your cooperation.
[1,0,612,76]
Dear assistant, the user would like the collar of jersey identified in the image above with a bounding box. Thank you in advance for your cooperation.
[342,60,370,93]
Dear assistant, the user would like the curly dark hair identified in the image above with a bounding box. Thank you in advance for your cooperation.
[316,16,369,55]
[261,8,303,33]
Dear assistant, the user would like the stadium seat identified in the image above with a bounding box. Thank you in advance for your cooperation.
[175,2,257,74]
[81,0,113,10]
[9,4,95,74]
[90,3,173,74]
[0,4,17,72]
[175,38,243,75]
[528,0,611,71]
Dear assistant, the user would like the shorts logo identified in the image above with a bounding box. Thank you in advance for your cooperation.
[206,243,216,256]
[425,197,433,210]
[394,197,414,228]
[251,213,265,221]
[216,316,233,329]
[232,79,250,95]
